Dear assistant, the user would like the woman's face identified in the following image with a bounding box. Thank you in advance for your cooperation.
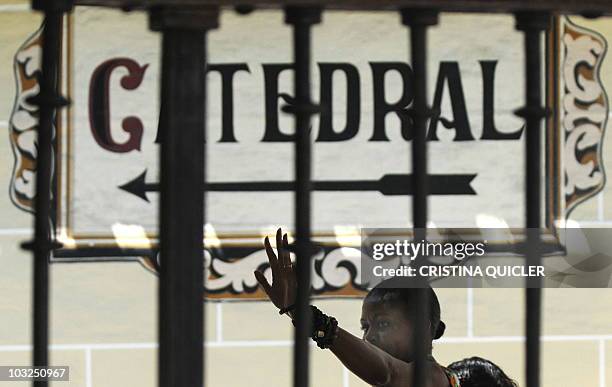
[360,301,414,362]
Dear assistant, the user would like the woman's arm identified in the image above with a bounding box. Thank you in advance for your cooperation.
[255,228,413,387]
[329,327,412,387]
[283,309,412,386]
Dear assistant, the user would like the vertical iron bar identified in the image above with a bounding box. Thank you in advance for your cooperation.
[28,2,72,386]
[149,8,218,387]
[401,9,438,387]
[515,12,550,387]
[32,15,59,383]
[284,7,321,387]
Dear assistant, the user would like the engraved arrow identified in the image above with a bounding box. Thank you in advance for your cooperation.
[118,169,477,203]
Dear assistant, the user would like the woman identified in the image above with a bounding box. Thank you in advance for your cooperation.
[254,228,460,387]
[448,357,518,387]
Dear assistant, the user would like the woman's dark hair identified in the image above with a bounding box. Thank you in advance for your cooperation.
[447,357,518,387]
[364,278,445,340]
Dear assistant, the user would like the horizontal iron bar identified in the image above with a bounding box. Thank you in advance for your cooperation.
[74,0,612,15]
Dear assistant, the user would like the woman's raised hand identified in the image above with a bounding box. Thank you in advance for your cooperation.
[254,227,297,311]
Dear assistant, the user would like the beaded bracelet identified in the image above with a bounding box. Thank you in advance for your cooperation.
[287,305,339,349]
[311,305,339,349]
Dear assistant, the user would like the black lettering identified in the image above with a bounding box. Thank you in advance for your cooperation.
[369,62,413,142]
[480,60,524,140]
[428,62,474,141]
[262,63,294,142]
[316,63,360,142]
[208,63,250,143]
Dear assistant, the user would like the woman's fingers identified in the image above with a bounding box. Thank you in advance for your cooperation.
[264,236,279,274]
[275,229,286,267]
[254,270,273,297]
[275,228,287,266]
[264,228,295,288]
[275,228,291,268]
[282,233,292,267]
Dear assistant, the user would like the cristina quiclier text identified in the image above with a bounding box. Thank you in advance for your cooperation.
[372,264,545,279]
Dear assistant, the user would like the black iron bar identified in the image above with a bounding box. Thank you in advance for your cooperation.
[27,2,72,386]
[149,7,218,387]
[284,7,321,387]
[401,9,438,387]
[515,11,550,387]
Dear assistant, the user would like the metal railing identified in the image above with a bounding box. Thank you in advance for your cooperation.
[26,1,612,387]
